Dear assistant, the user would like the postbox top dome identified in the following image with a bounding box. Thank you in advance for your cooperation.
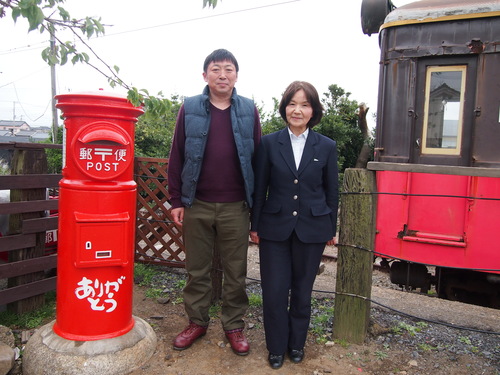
[55,90,144,118]
[55,90,129,101]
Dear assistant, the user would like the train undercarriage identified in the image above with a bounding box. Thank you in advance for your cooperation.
[381,259,500,309]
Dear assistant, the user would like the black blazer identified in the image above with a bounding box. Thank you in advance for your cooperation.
[251,128,339,243]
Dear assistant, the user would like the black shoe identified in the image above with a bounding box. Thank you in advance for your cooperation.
[288,348,304,363]
[268,353,284,369]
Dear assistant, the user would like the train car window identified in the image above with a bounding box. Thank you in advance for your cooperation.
[421,66,466,155]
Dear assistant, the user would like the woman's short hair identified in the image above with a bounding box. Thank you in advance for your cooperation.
[279,81,324,127]
[203,49,239,73]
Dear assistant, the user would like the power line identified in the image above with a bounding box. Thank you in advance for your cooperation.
[0,66,49,89]
[0,41,48,56]
[0,1,300,55]
[100,1,301,38]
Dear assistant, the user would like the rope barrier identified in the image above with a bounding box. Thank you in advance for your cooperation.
[135,252,500,336]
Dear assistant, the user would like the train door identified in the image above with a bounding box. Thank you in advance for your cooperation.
[411,56,478,167]
[401,57,478,251]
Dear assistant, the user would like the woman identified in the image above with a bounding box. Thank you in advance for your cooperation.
[250,81,338,369]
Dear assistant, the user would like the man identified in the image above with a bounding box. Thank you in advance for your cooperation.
[167,49,261,356]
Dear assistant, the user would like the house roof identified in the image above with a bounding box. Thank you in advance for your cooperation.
[0,120,30,128]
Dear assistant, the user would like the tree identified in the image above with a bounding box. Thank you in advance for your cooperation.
[134,94,182,158]
[316,84,366,173]
[259,97,285,136]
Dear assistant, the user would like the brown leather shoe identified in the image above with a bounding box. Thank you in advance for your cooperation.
[225,328,249,356]
[173,321,207,350]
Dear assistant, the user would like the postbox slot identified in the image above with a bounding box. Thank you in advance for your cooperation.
[86,140,124,146]
[79,128,129,145]
[75,212,130,222]
[95,250,112,258]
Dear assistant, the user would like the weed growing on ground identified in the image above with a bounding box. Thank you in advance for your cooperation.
[174,279,186,290]
[209,303,221,318]
[248,293,262,307]
[374,349,388,360]
[391,321,428,336]
[134,263,160,286]
[418,342,437,351]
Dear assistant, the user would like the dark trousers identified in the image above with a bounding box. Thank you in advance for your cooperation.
[259,232,325,355]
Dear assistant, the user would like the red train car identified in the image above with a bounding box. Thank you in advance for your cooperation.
[361,0,500,307]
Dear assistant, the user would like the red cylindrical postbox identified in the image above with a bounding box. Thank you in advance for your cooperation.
[53,92,143,341]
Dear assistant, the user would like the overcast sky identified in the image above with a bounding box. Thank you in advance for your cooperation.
[0,0,414,130]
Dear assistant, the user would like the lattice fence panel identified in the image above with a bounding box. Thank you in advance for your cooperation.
[134,157,185,267]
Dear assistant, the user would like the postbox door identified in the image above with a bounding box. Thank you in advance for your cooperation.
[74,212,130,267]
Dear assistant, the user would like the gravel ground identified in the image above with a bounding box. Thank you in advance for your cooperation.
[5,244,499,375]
[131,244,500,374]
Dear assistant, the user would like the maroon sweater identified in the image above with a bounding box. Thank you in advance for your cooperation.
[168,103,261,208]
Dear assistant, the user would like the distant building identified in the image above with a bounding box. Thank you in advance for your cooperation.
[0,120,31,134]
[0,121,51,143]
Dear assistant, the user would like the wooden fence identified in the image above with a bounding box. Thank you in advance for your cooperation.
[0,143,62,314]
[0,151,185,313]
[134,157,185,267]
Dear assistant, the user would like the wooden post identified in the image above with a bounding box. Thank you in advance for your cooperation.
[333,168,376,343]
[7,148,48,314]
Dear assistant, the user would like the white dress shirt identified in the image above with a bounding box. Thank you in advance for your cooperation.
[288,127,309,170]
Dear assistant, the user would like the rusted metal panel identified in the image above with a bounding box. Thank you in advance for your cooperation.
[382,18,500,59]
[376,10,500,167]
[472,53,500,166]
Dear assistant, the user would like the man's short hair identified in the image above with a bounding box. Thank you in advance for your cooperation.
[203,49,239,73]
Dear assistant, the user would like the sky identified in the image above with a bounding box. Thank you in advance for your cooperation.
[0,0,414,130]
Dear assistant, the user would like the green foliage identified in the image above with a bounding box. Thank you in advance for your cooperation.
[1,1,185,119]
[145,288,165,299]
[316,84,365,172]
[391,321,428,336]
[459,336,472,345]
[374,350,389,360]
[258,97,285,136]
[310,298,334,343]
[418,342,437,351]
[134,263,161,287]
[334,338,350,348]
[6,0,105,67]
[209,302,222,317]
[248,293,262,307]
[203,0,220,8]
[4,0,369,165]
[44,126,63,173]
[174,279,186,290]
[134,94,182,158]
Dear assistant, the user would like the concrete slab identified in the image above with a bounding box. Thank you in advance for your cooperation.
[23,316,156,375]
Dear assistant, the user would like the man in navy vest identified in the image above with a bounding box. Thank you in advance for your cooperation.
[168,49,261,356]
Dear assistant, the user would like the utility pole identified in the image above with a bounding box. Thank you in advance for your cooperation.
[50,32,59,143]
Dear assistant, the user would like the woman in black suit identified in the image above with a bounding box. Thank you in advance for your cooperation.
[250,81,338,369]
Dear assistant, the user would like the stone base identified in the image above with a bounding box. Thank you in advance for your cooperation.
[23,316,157,375]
